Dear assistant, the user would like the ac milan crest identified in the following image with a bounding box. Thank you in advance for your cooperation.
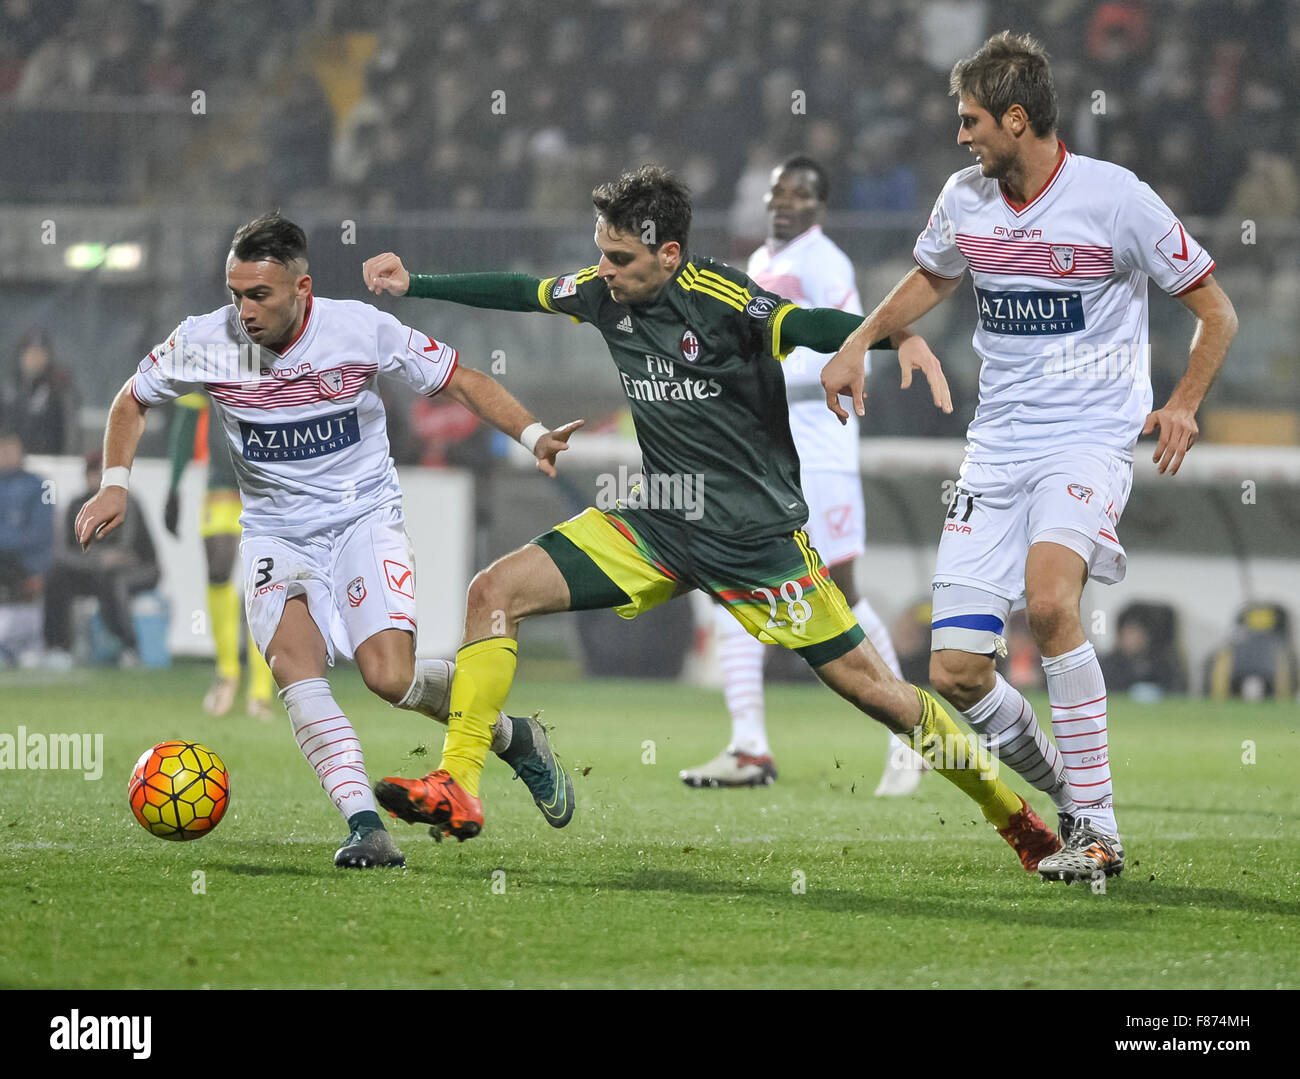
[318,368,345,397]
[1049,245,1076,275]
[680,328,700,363]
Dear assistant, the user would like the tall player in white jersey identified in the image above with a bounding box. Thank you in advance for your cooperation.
[823,33,1237,881]
[75,214,582,868]
[680,156,928,796]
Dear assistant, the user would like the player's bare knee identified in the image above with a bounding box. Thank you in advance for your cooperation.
[1026,597,1075,649]
[466,566,510,623]
[360,660,409,704]
[929,651,990,710]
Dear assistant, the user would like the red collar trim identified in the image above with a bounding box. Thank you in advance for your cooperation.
[1001,142,1067,215]
[261,294,313,357]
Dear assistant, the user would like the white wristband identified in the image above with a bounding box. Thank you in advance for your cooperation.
[100,466,130,491]
[519,422,548,455]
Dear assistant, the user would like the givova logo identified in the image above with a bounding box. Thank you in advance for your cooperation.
[975,288,1084,335]
[239,408,359,462]
[50,1011,151,1059]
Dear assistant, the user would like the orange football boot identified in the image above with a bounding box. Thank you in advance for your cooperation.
[375,769,483,842]
[997,795,1062,872]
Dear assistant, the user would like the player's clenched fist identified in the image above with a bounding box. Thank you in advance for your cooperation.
[362,252,411,296]
[75,487,127,551]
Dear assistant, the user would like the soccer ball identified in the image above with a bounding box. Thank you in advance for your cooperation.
[128,740,230,841]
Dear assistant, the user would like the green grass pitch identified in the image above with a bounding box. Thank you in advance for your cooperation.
[1,663,1296,989]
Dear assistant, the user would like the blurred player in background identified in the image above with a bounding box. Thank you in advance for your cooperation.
[679,155,928,797]
[43,449,157,667]
[363,165,1063,875]
[824,32,1238,882]
[77,213,580,868]
[165,392,275,720]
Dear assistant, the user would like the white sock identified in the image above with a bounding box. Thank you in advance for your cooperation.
[281,677,376,823]
[851,598,912,768]
[1042,642,1117,835]
[396,658,511,753]
[963,672,1074,812]
[716,605,770,756]
[853,597,902,678]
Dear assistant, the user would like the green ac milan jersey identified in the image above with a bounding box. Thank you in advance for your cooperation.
[537,255,805,540]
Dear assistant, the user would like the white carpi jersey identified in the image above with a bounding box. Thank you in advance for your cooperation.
[131,295,458,537]
[748,224,864,474]
[914,148,1214,463]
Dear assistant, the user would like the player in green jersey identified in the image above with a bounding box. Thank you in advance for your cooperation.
[361,165,1060,872]
[165,393,275,719]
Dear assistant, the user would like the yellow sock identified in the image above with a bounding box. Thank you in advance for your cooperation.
[439,638,517,798]
[247,631,273,701]
[910,687,1022,828]
[208,582,241,682]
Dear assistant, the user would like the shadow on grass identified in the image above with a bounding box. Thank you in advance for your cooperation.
[1125,803,1300,823]
[219,862,322,877]
[514,865,1300,925]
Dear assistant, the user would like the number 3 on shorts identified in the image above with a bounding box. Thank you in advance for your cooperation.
[254,557,274,588]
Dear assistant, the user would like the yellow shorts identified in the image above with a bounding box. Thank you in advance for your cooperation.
[199,491,243,538]
[536,507,864,667]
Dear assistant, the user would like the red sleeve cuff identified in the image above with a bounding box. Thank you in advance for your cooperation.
[1172,261,1215,297]
[913,252,964,280]
[426,349,459,397]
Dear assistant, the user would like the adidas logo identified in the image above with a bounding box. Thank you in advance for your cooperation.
[615,315,633,333]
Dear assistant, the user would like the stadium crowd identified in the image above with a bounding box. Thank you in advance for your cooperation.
[0,0,1296,228]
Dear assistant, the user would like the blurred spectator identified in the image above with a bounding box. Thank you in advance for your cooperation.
[1100,602,1189,698]
[1205,603,1298,701]
[848,123,919,211]
[42,449,158,667]
[1229,149,1300,221]
[1003,608,1044,691]
[0,0,1294,231]
[0,427,53,604]
[1,330,79,455]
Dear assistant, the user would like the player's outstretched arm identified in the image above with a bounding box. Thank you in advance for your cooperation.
[442,366,583,477]
[76,380,149,550]
[1143,274,1238,476]
[364,252,547,313]
[821,266,961,422]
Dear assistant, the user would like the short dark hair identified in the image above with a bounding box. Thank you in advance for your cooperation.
[230,212,308,267]
[591,164,691,252]
[778,155,829,203]
[949,31,1058,137]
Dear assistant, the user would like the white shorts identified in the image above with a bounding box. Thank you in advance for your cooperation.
[801,470,865,568]
[931,450,1132,653]
[241,505,418,665]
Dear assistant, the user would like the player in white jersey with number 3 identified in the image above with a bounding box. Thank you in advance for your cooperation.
[76,214,582,868]
[680,155,928,796]
[823,33,1237,881]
